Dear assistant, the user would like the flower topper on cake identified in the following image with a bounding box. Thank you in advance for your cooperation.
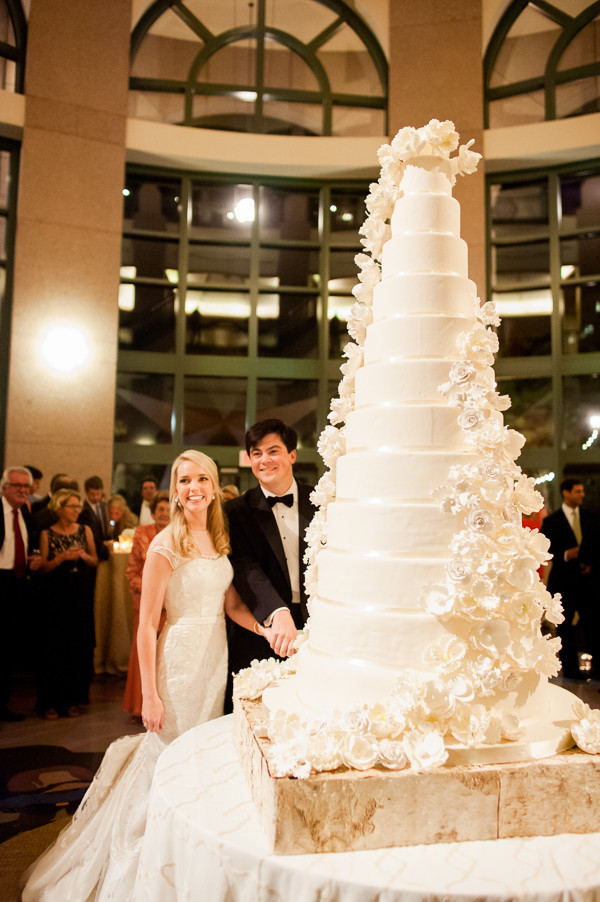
[234,120,587,779]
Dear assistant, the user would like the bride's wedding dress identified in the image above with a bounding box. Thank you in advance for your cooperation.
[23,536,232,902]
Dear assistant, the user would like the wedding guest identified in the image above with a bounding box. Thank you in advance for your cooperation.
[221,484,240,502]
[135,476,158,526]
[79,475,109,560]
[123,490,170,717]
[0,466,41,721]
[37,489,98,719]
[107,494,138,542]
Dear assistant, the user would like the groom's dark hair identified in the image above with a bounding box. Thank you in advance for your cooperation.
[245,419,297,455]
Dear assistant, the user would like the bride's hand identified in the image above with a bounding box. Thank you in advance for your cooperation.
[142,694,164,733]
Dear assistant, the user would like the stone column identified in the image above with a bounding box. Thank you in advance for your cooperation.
[388,1,485,297]
[4,0,131,490]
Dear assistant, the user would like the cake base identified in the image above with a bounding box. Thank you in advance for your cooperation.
[233,696,600,855]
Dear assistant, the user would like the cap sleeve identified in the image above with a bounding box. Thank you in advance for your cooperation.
[147,526,184,570]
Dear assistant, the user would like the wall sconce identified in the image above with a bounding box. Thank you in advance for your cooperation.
[41,325,91,373]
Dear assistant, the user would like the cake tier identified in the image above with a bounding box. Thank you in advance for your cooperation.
[316,548,448,609]
[354,358,454,405]
[399,156,453,196]
[381,233,468,279]
[336,450,474,500]
[308,602,449,671]
[295,641,549,724]
[344,405,466,451]
[326,501,461,556]
[373,273,477,321]
[364,313,472,363]
[391,193,460,236]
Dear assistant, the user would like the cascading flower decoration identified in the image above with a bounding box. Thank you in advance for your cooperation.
[233,120,589,779]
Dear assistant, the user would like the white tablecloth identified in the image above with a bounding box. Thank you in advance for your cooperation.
[134,715,600,902]
[93,551,133,674]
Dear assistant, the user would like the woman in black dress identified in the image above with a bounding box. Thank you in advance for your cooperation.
[37,488,98,719]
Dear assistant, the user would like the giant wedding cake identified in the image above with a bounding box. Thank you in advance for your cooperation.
[235,120,599,782]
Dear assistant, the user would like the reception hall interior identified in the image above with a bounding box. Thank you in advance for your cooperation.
[2,0,600,898]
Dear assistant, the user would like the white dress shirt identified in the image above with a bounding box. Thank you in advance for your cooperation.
[139,500,154,526]
[562,502,582,559]
[261,479,300,624]
[0,496,28,570]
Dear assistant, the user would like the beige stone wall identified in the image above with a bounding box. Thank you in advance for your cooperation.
[4,0,131,493]
[388,1,486,299]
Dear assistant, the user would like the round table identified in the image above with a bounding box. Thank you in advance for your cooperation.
[133,715,600,902]
[93,550,133,674]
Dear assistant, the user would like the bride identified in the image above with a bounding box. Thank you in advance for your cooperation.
[23,450,277,901]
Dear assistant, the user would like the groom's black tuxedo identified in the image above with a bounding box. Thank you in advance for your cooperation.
[224,481,316,690]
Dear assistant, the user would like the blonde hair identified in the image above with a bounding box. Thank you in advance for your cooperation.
[49,488,81,513]
[108,494,138,529]
[169,450,230,558]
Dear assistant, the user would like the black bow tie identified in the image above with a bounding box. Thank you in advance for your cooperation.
[267,494,293,508]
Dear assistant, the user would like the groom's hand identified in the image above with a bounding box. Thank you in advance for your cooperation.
[270,609,298,658]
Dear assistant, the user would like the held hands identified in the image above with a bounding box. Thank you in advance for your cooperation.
[565,546,580,562]
[266,609,298,658]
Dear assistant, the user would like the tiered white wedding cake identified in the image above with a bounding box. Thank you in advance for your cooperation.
[236,120,598,777]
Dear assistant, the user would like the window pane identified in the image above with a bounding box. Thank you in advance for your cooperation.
[132,11,202,79]
[492,240,550,289]
[332,105,385,138]
[183,375,247,446]
[259,246,319,288]
[185,289,249,355]
[190,183,254,240]
[494,289,551,357]
[328,295,353,360]
[561,172,600,230]
[488,92,545,129]
[556,77,600,119]
[112,463,171,504]
[329,249,360,286]
[560,232,600,277]
[317,24,380,94]
[329,190,365,235]
[118,283,176,352]
[256,378,318,447]
[259,186,319,242]
[497,377,554,447]
[561,281,600,354]
[563,374,600,447]
[557,18,600,70]
[490,13,559,87]
[264,40,319,92]
[0,149,12,207]
[260,99,324,135]
[123,176,181,232]
[115,373,174,444]
[188,243,252,286]
[489,180,548,239]
[128,90,185,124]
[121,237,180,278]
[257,292,318,358]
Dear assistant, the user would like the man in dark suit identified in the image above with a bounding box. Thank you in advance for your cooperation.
[541,478,596,679]
[224,419,316,709]
[78,475,109,561]
[0,466,41,720]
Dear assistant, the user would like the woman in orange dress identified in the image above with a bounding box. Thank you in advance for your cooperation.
[122,491,170,716]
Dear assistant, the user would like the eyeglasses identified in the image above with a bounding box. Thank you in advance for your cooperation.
[7,483,31,490]
[64,503,82,510]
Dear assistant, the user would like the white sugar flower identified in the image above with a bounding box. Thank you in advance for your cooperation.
[378,739,408,770]
[422,583,455,617]
[572,707,600,754]
[502,428,526,460]
[449,361,475,385]
[340,341,363,377]
[543,590,564,626]
[424,635,467,674]
[365,179,394,220]
[344,706,371,734]
[233,667,272,700]
[318,425,346,467]
[341,733,378,770]
[421,679,454,718]
[359,216,390,260]
[449,703,491,747]
[466,509,494,533]
[310,472,336,508]
[306,730,343,772]
[446,558,472,583]
[513,475,544,514]
[455,139,481,176]
[423,119,459,157]
[404,726,448,770]
[366,703,402,739]
[328,395,353,426]
[472,620,511,659]
[505,556,539,591]
[390,126,425,161]
[478,299,501,327]
[524,529,552,564]
[347,302,373,344]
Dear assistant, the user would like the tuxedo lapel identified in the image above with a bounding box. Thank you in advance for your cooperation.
[247,487,290,590]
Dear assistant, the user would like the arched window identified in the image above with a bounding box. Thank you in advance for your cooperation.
[485,0,600,128]
[0,0,26,93]
[130,0,387,136]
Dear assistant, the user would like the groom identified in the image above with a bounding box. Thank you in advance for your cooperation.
[224,418,316,710]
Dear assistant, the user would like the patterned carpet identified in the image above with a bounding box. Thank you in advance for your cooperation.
[0,744,102,845]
